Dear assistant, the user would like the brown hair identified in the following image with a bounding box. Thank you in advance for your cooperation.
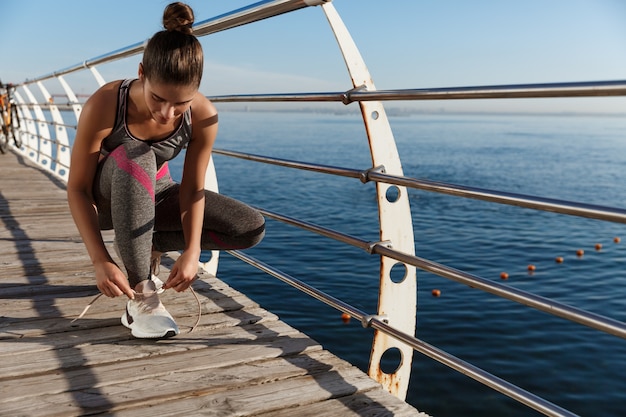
[142,2,203,88]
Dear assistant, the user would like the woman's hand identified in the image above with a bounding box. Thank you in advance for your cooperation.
[164,250,199,292]
[95,260,134,299]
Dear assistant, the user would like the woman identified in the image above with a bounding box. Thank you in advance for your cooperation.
[67,2,265,339]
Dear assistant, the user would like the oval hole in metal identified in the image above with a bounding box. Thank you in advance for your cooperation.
[389,262,407,284]
[380,347,403,375]
[371,110,379,120]
[200,251,213,263]
[385,185,400,203]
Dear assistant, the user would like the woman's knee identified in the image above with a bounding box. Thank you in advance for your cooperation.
[216,208,265,249]
[242,211,265,248]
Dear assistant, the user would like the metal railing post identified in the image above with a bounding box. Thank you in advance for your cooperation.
[20,85,52,169]
[36,81,71,181]
[12,91,36,157]
[322,2,417,400]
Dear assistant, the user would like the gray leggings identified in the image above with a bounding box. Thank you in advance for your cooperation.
[93,141,265,286]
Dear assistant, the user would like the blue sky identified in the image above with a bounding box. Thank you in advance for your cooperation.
[1,0,625,113]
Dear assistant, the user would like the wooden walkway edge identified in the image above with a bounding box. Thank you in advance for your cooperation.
[0,152,428,416]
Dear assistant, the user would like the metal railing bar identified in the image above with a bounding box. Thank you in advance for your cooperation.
[257,206,626,340]
[372,244,626,338]
[208,80,626,103]
[53,160,70,170]
[213,148,363,179]
[226,249,364,320]
[367,170,626,224]
[366,316,578,417]
[211,92,346,103]
[348,80,626,102]
[228,249,578,417]
[21,155,69,171]
[260,207,369,250]
[214,148,626,224]
[17,134,70,149]
[21,102,81,109]
[22,104,83,112]
[19,117,77,129]
[21,42,146,85]
[18,0,328,87]
[193,0,330,37]
[15,138,69,162]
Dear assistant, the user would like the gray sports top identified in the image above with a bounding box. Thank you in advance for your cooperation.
[100,79,192,167]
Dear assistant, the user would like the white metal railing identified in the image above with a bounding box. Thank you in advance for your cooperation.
[4,1,626,416]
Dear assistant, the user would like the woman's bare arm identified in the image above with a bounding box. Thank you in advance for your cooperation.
[163,93,218,292]
[67,81,134,299]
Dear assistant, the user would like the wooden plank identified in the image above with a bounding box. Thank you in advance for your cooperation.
[2,354,378,416]
[0,320,308,379]
[253,389,429,417]
[113,367,383,417]
[0,331,324,402]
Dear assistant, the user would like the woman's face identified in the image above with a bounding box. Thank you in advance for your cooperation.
[141,76,197,125]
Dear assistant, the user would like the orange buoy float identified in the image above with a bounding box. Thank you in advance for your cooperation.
[527,264,536,272]
[614,237,621,244]
[500,272,509,280]
[431,289,441,297]
[576,249,584,257]
[555,257,564,264]
[595,243,602,251]
[341,313,351,323]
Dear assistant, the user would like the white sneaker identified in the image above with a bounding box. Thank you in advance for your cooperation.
[121,279,179,338]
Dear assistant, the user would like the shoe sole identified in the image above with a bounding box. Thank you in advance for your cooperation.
[121,312,179,339]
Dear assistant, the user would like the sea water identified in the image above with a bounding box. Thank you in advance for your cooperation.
[163,110,626,416]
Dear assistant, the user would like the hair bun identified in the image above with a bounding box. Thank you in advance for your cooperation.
[163,2,195,35]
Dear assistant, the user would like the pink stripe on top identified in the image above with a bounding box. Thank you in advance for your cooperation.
[156,162,170,181]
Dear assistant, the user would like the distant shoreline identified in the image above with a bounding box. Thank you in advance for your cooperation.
[212,105,626,118]
[29,103,626,118]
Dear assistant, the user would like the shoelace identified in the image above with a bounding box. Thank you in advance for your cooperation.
[71,284,202,333]
[151,252,161,277]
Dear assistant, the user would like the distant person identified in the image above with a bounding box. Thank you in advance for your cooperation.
[67,2,265,338]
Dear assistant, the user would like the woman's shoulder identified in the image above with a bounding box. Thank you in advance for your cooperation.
[84,80,124,107]
[190,92,217,122]
[85,80,123,110]
[79,80,125,128]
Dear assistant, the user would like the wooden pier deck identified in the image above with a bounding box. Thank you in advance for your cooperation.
[0,151,426,416]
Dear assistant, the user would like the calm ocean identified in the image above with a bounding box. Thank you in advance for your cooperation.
[165,110,626,416]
